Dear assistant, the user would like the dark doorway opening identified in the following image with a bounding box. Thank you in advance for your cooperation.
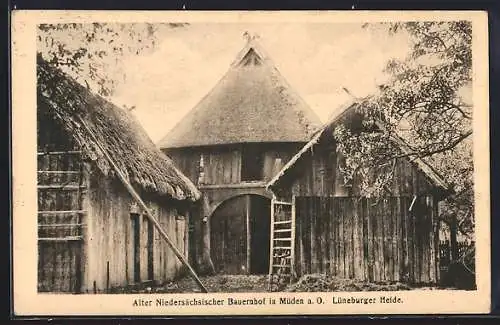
[210,194,271,275]
[241,144,265,181]
[131,213,141,283]
[146,218,154,281]
[249,195,271,274]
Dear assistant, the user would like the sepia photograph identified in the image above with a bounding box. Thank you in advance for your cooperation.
[12,10,490,316]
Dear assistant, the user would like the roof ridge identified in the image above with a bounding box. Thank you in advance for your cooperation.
[158,36,322,149]
[230,34,272,68]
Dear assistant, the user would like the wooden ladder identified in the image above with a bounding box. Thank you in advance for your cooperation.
[268,197,295,292]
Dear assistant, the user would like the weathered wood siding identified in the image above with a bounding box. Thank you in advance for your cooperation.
[164,143,302,186]
[38,108,190,293]
[294,196,438,284]
[289,147,435,198]
[37,150,86,293]
[37,109,86,293]
[83,169,189,292]
[166,149,202,185]
[279,137,440,285]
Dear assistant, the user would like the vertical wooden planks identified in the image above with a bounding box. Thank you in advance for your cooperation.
[303,198,311,274]
[402,197,410,283]
[223,151,232,184]
[370,199,378,282]
[299,198,306,276]
[246,195,251,274]
[345,198,353,279]
[428,195,436,283]
[329,198,337,276]
[323,197,331,275]
[232,150,240,183]
[384,198,392,282]
[353,198,362,279]
[316,197,324,273]
[215,154,223,185]
[310,197,317,273]
[338,198,345,278]
[412,196,419,284]
[393,197,400,282]
[366,198,373,282]
[420,196,429,284]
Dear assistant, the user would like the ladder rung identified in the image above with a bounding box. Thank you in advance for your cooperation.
[273,220,292,225]
[273,201,292,205]
[38,210,86,215]
[273,246,292,250]
[38,223,85,227]
[273,255,291,259]
[274,238,292,241]
[272,264,291,268]
[274,229,291,233]
[37,185,87,190]
[38,236,83,241]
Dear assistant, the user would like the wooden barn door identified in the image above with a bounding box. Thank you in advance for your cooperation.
[210,196,247,274]
[37,150,86,293]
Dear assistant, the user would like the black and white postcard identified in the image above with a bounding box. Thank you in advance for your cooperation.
[11,10,491,316]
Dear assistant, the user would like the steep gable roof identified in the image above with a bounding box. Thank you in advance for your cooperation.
[158,37,322,149]
[37,55,201,202]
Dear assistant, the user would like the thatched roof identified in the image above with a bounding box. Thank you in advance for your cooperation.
[158,38,322,149]
[37,55,201,202]
[267,99,450,193]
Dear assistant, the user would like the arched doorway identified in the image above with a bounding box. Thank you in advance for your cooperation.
[210,194,271,275]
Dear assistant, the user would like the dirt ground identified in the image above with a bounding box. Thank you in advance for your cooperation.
[108,273,450,294]
[109,274,270,294]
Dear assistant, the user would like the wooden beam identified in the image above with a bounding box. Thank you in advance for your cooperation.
[77,115,209,293]
[199,182,267,189]
[38,236,82,241]
[246,194,251,274]
[273,201,293,206]
[38,223,85,227]
[38,210,86,215]
[268,199,275,290]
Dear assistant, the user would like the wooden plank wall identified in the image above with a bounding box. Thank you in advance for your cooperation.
[151,204,188,282]
[165,144,303,186]
[294,196,438,284]
[290,148,434,198]
[165,149,201,185]
[83,169,189,292]
[203,150,241,185]
[37,150,85,293]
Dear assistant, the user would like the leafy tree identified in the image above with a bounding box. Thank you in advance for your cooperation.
[334,21,474,237]
[37,22,188,97]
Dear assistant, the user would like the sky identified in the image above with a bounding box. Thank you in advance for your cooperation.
[84,23,413,143]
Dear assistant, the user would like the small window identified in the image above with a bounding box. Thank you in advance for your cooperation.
[241,144,264,182]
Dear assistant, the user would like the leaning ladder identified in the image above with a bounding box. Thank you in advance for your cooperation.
[268,197,295,292]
